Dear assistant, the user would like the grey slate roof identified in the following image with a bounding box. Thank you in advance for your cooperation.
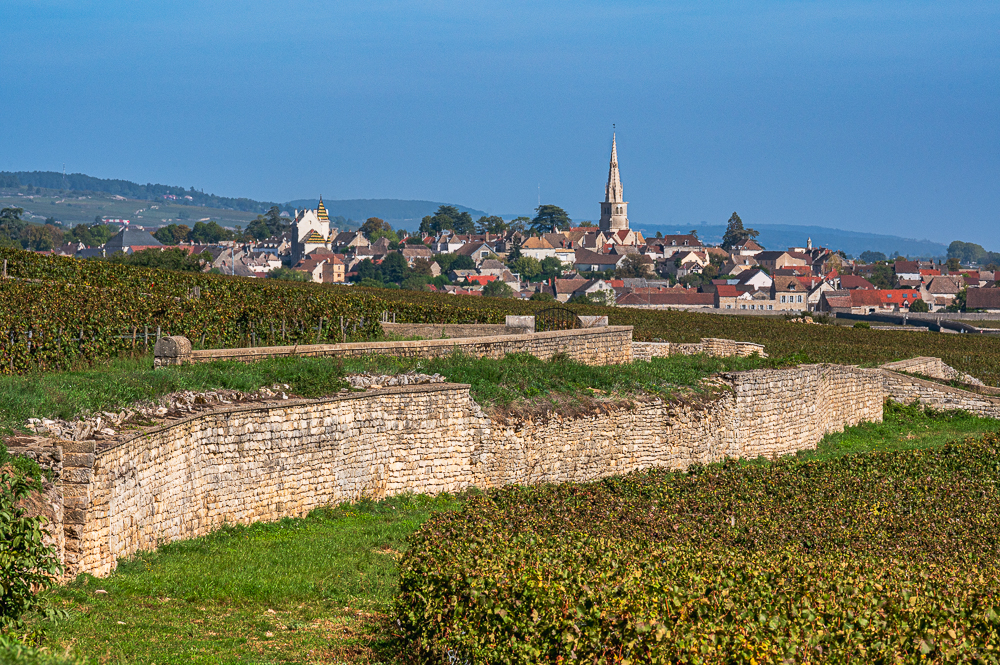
[104,226,163,251]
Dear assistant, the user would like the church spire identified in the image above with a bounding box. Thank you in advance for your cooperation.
[605,133,623,203]
[599,132,629,233]
[316,196,329,222]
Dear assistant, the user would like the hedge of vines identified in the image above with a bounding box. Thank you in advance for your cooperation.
[0,248,511,374]
[4,247,1000,384]
[395,433,1000,663]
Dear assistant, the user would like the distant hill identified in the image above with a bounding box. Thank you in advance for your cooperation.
[636,223,948,259]
[5,171,279,214]
[1,172,485,231]
[285,199,488,228]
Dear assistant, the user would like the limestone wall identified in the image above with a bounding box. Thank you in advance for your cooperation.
[155,326,634,368]
[14,362,883,577]
[380,323,519,339]
[633,338,767,361]
[882,370,1000,419]
[880,356,986,387]
[79,385,488,577]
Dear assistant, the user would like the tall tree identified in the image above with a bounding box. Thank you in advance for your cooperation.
[360,217,393,239]
[720,212,759,250]
[380,251,410,283]
[476,215,507,234]
[153,223,192,245]
[506,236,523,262]
[530,205,571,233]
[418,205,475,236]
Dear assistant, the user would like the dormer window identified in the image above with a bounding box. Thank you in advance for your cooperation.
[671,240,676,246]
[684,240,689,246]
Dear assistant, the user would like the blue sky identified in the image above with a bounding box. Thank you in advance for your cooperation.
[3,1,998,247]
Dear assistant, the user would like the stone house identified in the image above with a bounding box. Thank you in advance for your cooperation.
[520,236,558,260]
[967,288,1000,313]
[755,250,808,273]
[771,275,809,310]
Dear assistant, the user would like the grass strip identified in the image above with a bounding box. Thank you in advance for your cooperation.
[0,352,780,437]
[41,493,465,665]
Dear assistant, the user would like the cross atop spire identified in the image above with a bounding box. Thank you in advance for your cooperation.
[605,133,623,203]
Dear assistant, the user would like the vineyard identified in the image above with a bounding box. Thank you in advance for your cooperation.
[4,247,1000,384]
[395,432,1000,663]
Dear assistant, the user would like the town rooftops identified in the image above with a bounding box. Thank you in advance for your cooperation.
[967,288,1000,310]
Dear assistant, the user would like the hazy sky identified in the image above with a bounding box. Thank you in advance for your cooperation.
[3,1,998,247]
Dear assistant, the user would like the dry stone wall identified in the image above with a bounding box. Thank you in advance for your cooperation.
[633,338,767,361]
[16,362,893,578]
[882,371,1000,419]
[380,323,519,339]
[880,356,985,386]
[155,327,634,368]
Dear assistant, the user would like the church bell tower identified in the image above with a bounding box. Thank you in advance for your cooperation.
[599,133,629,232]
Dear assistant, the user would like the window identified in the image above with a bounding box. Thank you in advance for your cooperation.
[780,295,786,303]
[768,305,774,310]
[887,294,893,298]
[684,240,689,246]
[750,304,756,310]
[671,240,676,246]
[741,304,747,309]
[726,304,732,309]
[797,295,803,303]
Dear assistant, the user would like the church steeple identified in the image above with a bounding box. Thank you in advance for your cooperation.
[599,132,629,232]
[316,196,329,222]
[605,133,623,203]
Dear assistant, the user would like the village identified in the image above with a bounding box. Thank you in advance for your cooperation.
[26,135,1000,316]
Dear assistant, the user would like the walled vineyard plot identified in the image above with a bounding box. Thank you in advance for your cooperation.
[395,433,1000,663]
[4,248,1000,385]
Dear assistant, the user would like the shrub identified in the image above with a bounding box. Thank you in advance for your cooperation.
[266,267,311,282]
[854,321,871,329]
[482,280,514,298]
[395,433,1000,662]
[0,466,64,637]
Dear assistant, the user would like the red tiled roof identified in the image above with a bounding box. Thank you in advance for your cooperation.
[465,274,497,285]
[716,285,741,297]
[839,275,874,290]
[850,289,924,307]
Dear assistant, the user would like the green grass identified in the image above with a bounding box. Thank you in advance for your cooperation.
[788,399,1000,463]
[40,493,464,665]
[27,403,1000,664]
[0,352,780,436]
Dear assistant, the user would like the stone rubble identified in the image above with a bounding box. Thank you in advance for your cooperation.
[22,373,446,442]
[345,372,446,390]
[24,384,293,441]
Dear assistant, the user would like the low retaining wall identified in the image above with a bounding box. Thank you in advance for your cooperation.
[882,371,1000,418]
[880,356,985,386]
[633,338,767,361]
[154,326,634,368]
[20,362,885,578]
[380,323,522,339]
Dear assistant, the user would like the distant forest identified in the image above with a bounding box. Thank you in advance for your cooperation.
[0,171,281,214]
